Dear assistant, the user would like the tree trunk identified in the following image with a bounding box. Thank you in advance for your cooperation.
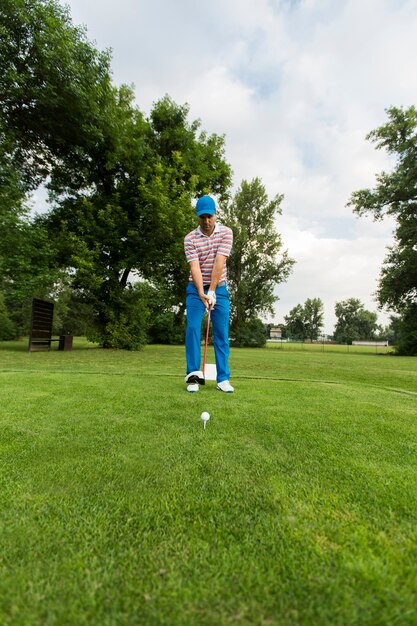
[119,268,131,288]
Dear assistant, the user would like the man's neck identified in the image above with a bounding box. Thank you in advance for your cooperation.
[199,223,218,237]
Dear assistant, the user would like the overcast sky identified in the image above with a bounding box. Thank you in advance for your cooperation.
[60,0,417,333]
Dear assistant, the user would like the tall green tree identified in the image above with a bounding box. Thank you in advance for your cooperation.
[302,298,324,341]
[0,128,63,335]
[0,127,26,288]
[0,291,15,339]
[334,298,379,344]
[42,93,231,348]
[221,178,294,346]
[284,298,324,341]
[0,0,115,334]
[284,304,306,341]
[348,106,417,355]
[1,0,232,348]
[0,0,113,190]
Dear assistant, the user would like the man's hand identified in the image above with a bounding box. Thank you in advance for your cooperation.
[199,290,216,310]
[207,290,216,310]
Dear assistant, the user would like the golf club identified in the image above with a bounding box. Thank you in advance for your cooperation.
[202,309,211,378]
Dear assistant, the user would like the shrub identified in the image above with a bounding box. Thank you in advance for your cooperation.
[396,305,417,356]
[232,317,267,347]
[0,292,16,340]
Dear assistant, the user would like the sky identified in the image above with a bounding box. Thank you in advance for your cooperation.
[57,0,417,333]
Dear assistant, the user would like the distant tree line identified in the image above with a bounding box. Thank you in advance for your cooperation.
[279,297,398,345]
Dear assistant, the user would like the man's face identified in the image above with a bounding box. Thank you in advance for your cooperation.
[198,213,216,235]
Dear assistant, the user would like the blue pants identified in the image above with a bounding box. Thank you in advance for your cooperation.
[185,283,231,383]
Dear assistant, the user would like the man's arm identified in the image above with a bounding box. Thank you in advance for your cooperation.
[209,254,227,291]
[205,254,227,310]
[189,260,211,309]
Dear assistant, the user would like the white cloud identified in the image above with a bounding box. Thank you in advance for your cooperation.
[275,214,395,332]
[62,0,417,332]
[185,67,255,131]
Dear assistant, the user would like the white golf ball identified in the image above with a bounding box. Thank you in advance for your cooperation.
[201,411,210,421]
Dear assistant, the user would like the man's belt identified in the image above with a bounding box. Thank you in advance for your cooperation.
[204,281,226,288]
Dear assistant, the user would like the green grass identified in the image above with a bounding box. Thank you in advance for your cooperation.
[0,339,416,625]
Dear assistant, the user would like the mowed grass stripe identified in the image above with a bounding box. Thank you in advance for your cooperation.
[0,340,416,625]
[1,368,416,401]
[1,339,416,388]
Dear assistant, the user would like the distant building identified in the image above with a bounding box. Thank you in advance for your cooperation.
[270,326,282,339]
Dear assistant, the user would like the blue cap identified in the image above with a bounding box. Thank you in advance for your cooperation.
[195,195,216,216]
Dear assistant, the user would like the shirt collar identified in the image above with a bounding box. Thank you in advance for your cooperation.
[197,222,220,237]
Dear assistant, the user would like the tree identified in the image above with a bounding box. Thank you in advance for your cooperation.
[348,106,417,355]
[334,298,379,344]
[0,291,15,339]
[0,0,113,191]
[232,318,267,348]
[0,130,64,335]
[284,298,324,341]
[1,0,232,348]
[284,304,306,341]
[0,0,115,335]
[302,298,324,341]
[395,306,417,355]
[41,94,231,348]
[221,178,294,346]
[375,315,401,345]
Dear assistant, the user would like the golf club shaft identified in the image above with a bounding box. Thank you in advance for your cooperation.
[202,309,211,374]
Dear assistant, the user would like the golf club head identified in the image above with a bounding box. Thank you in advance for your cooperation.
[185,371,205,385]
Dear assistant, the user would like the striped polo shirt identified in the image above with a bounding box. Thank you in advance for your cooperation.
[184,223,233,285]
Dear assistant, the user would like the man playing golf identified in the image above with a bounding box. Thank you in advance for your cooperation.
[184,195,234,393]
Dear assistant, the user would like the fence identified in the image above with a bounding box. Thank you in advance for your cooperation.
[266,340,393,355]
